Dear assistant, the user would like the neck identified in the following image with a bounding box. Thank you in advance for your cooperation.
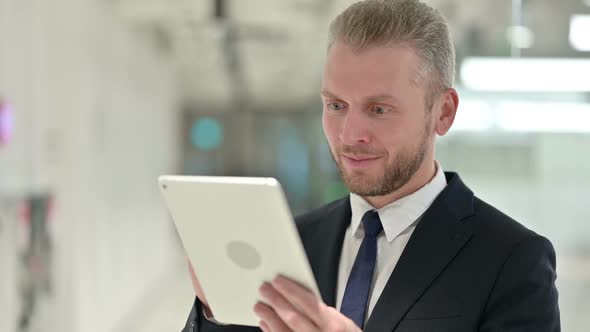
[363,158,437,209]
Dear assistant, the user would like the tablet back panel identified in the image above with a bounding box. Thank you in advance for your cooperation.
[158,175,320,326]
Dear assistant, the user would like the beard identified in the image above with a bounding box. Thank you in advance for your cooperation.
[332,124,431,197]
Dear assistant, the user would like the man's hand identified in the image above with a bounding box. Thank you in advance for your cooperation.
[254,275,361,332]
[188,258,215,317]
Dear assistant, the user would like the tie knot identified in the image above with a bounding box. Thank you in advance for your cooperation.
[362,210,383,238]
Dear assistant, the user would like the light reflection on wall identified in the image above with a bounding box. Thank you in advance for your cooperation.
[190,117,224,151]
[276,122,310,207]
[0,100,14,145]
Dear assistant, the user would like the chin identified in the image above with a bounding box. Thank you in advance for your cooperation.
[343,174,383,195]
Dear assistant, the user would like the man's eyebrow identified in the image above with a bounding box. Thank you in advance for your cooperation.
[321,90,399,104]
[320,90,340,99]
[365,94,399,103]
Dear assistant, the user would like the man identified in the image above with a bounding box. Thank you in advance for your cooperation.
[182,0,560,331]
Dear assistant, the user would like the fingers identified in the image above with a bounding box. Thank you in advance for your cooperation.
[322,306,361,332]
[187,259,209,307]
[255,277,362,332]
[271,276,325,327]
[257,282,317,332]
[259,320,271,332]
[254,302,292,332]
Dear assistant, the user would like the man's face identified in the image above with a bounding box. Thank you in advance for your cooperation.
[321,41,435,197]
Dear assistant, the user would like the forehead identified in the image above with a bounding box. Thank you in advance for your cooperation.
[322,41,421,94]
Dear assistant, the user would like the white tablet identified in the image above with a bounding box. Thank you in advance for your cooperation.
[158,175,320,326]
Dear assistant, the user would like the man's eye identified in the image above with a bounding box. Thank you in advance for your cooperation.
[328,103,344,111]
[371,105,390,115]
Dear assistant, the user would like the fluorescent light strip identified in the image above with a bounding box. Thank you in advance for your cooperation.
[570,15,590,51]
[452,100,590,133]
[460,57,590,92]
[453,99,493,131]
[497,101,590,133]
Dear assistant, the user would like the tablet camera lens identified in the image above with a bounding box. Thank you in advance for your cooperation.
[226,241,262,270]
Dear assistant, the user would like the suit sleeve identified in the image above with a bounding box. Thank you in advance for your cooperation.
[479,235,560,332]
[181,297,262,332]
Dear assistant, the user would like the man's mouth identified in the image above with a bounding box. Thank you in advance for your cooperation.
[340,154,382,168]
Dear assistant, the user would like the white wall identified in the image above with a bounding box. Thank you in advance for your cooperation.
[0,0,182,331]
[0,200,18,332]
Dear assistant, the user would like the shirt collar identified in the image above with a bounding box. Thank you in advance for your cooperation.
[349,161,448,242]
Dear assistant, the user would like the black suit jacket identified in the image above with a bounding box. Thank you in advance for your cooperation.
[182,172,560,332]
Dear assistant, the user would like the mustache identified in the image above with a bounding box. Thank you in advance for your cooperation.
[338,145,384,156]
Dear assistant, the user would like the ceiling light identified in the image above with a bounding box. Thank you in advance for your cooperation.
[461,57,590,92]
[570,15,590,51]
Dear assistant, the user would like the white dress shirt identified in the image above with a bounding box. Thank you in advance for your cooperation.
[335,162,447,324]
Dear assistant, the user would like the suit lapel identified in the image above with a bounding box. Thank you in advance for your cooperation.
[301,197,351,307]
[364,173,475,332]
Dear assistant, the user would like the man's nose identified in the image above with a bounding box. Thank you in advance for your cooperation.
[339,109,371,145]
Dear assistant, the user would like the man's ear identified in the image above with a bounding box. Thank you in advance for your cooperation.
[434,88,459,136]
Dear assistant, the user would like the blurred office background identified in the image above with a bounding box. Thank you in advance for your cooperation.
[0,0,589,331]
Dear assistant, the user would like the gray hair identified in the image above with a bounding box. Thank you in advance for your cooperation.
[328,0,455,109]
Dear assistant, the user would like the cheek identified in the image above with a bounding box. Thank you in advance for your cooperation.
[322,111,340,143]
[374,121,412,155]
